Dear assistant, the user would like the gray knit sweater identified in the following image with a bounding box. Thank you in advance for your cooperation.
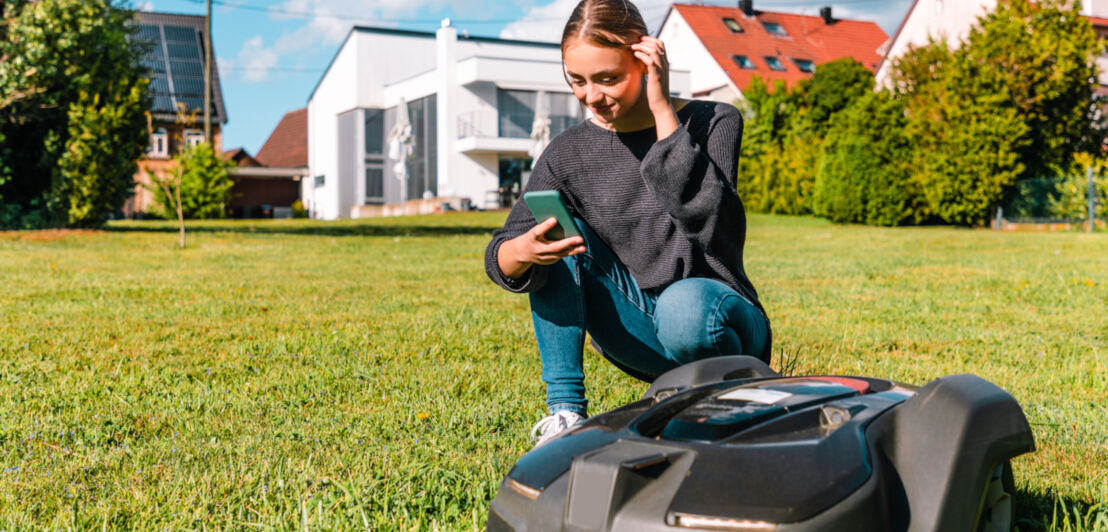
[484,100,764,318]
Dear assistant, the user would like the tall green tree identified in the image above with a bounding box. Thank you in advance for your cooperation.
[0,0,149,229]
[888,0,1100,226]
[814,90,923,226]
[738,59,876,215]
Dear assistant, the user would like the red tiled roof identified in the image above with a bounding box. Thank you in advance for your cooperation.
[672,4,889,91]
[256,108,307,168]
[223,147,264,167]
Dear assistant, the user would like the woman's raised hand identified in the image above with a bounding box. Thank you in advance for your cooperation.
[630,36,671,113]
[630,36,679,139]
[498,217,587,279]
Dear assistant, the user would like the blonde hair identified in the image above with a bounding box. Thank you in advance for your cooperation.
[560,0,648,53]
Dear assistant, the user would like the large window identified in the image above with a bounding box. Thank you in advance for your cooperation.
[365,109,385,203]
[405,95,437,201]
[547,92,581,138]
[498,89,536,139]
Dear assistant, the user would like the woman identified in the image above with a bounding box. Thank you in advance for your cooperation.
[484,0,771,445]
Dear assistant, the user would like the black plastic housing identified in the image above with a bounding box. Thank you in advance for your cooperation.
[487,356,1034,531]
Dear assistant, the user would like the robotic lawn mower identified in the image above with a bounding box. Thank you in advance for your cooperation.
[488,356,1034,531]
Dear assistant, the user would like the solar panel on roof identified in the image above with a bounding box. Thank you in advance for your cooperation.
[163,25,197,43]
[149,76,170,93]
[173,77,205,95]
[136,24,161,41]
[131,18,221,121]
[167,43,199,59]
[169,60,203,77]
[153,95,175,112]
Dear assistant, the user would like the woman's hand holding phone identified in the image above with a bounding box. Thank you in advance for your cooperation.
[498,218,587,279]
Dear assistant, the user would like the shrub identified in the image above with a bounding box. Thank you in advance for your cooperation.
[814,91,923,226]
[0,0,150,228]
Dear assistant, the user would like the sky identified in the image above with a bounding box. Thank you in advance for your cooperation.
[138,0,915,155]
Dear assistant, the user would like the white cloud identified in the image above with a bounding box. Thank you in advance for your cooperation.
[235,36,280,83]
[217,56,234,81]
[138,1,154,12]
[499,0,674,43]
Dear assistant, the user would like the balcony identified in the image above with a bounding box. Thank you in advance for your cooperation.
[456,56,566,89]
[456,111,582,155]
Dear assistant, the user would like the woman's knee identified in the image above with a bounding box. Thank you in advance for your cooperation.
[653,279,732,364]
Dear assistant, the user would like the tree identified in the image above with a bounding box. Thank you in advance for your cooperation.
[163,141,233,220]
[814,91,924,226]
[737,60,875,215]
[1050,153,1108,221]
[895,39,1029,226]
[887,0,1100,226]
[0,0,150,229]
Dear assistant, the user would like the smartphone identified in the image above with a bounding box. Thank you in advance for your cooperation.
[523,190,582,241]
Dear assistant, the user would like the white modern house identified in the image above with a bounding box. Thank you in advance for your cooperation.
[304,22,691,220]
[875,0,1108,87]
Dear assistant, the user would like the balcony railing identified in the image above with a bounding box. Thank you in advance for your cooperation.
[457,111,581,140]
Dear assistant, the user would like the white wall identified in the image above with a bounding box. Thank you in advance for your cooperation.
[307,25,691,219]
[658,9,738,101]
[307,41,359,220]
[875,0,997,86]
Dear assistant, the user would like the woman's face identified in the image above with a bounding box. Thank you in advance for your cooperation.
[563,38,645,127]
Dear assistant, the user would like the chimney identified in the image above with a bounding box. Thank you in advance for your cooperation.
[820,6,834,24]
[739,0,754,17]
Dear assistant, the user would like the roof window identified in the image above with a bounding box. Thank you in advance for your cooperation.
[761,21,788,36]
[764,56,786,71]
[792,58,816,73]
[731,55,757,70]
[722,18,744,33]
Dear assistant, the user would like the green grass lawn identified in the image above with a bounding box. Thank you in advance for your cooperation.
[0,212,1105,530]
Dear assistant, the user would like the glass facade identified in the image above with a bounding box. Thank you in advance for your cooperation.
[498,89,537,139]
[547,92,581,138]
[406,95,438,201]
[365,109,385,202]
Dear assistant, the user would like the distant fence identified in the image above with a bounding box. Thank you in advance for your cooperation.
[995,176,1104,231]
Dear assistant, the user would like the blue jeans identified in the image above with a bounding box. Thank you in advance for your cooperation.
[529,220,770,416]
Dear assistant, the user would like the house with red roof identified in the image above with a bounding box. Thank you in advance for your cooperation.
[657,1,889,101]
[223,108,307,218]
[875,0,1108,96]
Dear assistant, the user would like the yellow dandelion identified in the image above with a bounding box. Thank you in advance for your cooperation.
[416,412,430,420]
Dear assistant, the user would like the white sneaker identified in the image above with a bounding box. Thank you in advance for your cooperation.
[531,411,584,446]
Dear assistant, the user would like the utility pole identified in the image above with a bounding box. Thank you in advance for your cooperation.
[203,0,212,145]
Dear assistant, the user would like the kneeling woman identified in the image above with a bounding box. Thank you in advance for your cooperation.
[484,0,771,445]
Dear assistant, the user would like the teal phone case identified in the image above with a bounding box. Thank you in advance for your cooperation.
[523,190,582,241]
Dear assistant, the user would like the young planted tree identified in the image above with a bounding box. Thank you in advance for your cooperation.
[0,0,150,228]
[145,108,234,247]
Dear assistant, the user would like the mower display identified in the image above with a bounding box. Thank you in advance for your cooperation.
[487,356,1034,531]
